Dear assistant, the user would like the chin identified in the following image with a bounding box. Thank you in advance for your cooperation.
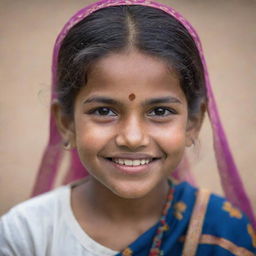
[106,180,158,199]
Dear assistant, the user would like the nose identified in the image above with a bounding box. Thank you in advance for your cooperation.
[115,115,150,150]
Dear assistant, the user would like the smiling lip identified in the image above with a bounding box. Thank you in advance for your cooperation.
[102,154,161,175]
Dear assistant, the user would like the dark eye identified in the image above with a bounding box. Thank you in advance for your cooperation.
[91,107,116,116]
[148,107,175,116]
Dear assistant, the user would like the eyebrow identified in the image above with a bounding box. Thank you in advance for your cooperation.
[83,96,182,105]
[143,96,182,105]
[83,96,121,105]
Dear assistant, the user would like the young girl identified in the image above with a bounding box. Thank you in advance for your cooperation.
[0,0,255,255]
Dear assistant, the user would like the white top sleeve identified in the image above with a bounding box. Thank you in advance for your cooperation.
[0,186,118,256]
[0,209,35,256]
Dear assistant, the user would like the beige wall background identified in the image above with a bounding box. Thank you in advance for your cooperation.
[0,0,255,216]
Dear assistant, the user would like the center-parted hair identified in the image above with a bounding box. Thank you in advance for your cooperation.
[57,5,206,117]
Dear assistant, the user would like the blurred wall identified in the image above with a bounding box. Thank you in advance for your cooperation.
[0,0,255,216]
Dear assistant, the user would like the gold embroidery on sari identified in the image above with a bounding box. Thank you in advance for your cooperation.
[200,234,254,256]
[122,247,133,256]
[180,234,255,256]
[181,189,210,256]
[173,201,187,220]
[247,224,256,248]
[222,201,242,219]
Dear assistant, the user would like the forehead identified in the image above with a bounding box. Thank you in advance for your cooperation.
[83,50,185,100]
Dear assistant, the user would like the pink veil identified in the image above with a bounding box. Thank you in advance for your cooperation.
[31,0,256,228]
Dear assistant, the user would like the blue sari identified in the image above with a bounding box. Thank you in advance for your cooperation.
[117,182,256,256]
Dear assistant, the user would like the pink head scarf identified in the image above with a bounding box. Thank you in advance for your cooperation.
[31,0,256,228]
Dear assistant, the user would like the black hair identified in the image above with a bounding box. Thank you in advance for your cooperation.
[57,5,206,118]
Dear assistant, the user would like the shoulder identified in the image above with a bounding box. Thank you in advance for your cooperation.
[0,185,70,255]
[204,192,251,234]
[202,191,256,254]
[1,185,69,223]
[172,180,197,205]
[174,181,253,237]
[173,182,256,254]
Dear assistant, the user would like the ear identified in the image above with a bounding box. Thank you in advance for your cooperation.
[185,102,206,147]
[51,100,76,149]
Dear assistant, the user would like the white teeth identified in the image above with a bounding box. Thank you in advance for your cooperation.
[124,159,133,166]
[132,160,141,166]
[113,159,152,166]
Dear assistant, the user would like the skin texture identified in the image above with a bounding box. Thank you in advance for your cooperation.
[53,50,204,250]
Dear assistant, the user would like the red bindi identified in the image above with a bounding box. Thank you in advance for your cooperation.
[128,93,136,101]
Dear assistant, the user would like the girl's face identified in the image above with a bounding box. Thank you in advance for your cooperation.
[59,50,200,199]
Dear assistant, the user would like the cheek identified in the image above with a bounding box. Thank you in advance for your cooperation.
[159,128,187,171]
[162,131,186,153]
[151,121,187,156]
[152,119,187,141]
[75,121,113,157]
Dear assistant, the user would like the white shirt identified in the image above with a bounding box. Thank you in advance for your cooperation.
[0,185,118,256]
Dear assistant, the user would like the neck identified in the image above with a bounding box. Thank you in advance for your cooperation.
[80,177,170,223]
